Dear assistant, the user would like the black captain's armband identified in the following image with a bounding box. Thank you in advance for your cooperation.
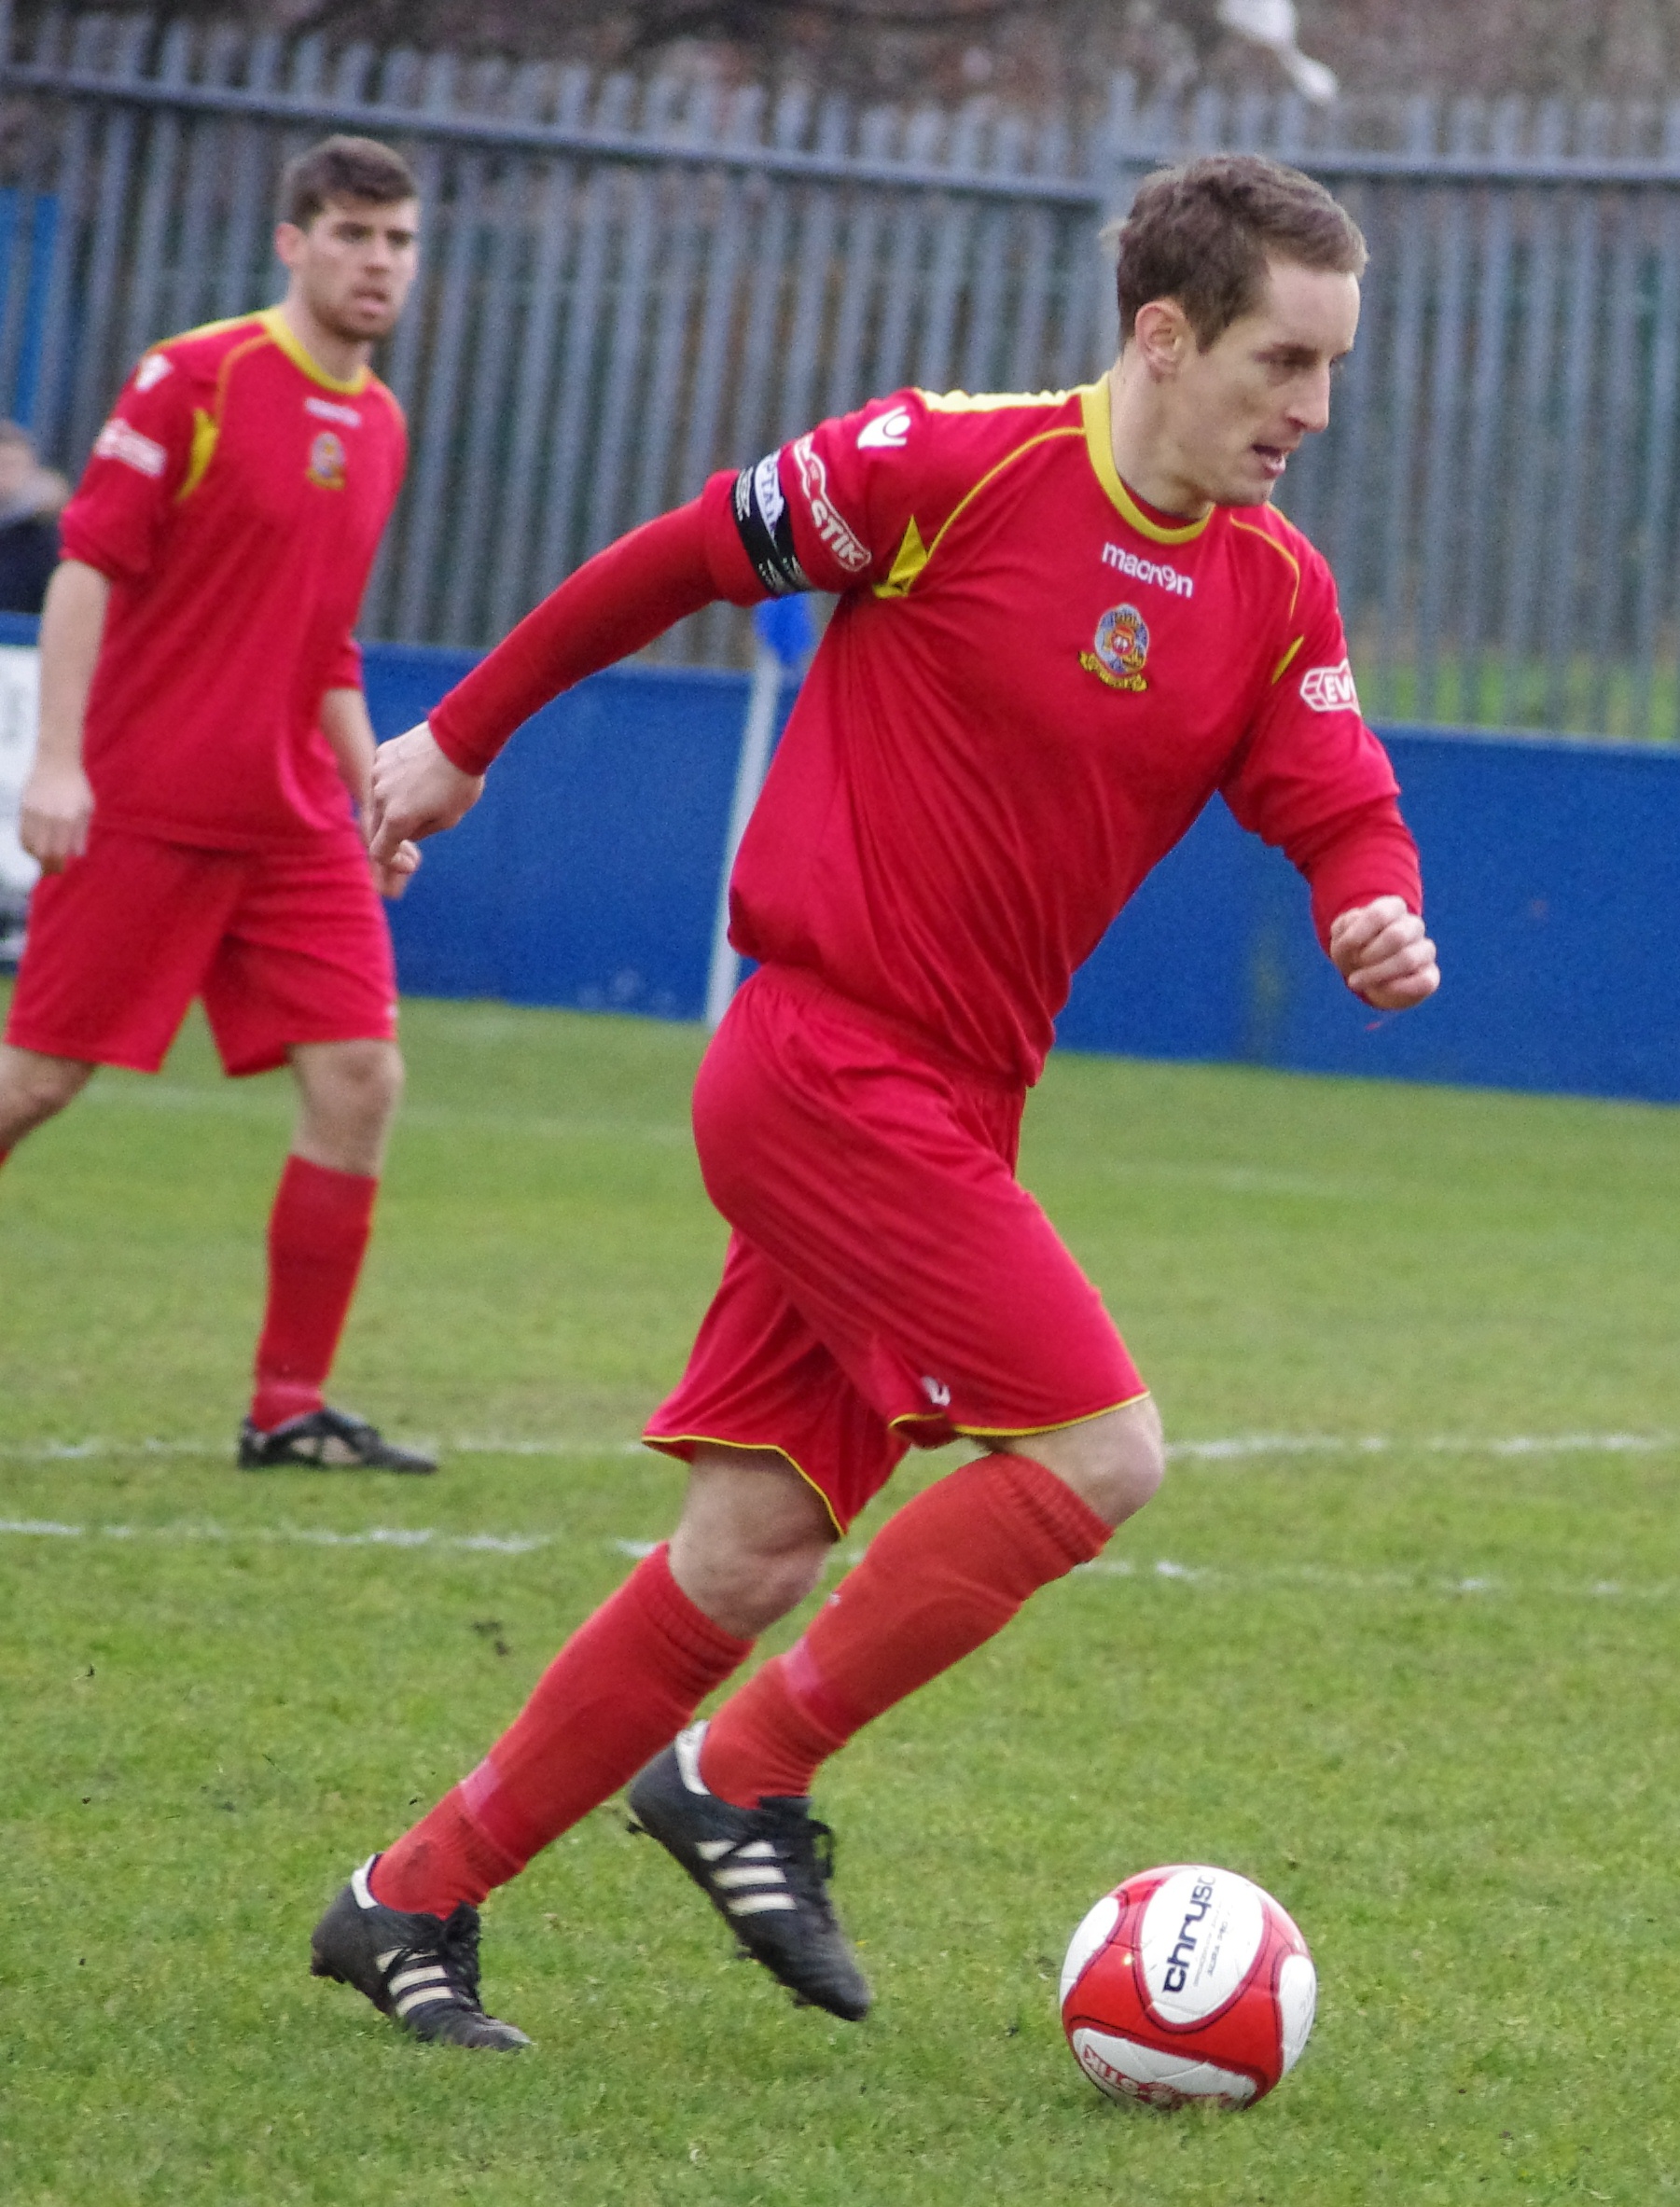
[733,450,811,597]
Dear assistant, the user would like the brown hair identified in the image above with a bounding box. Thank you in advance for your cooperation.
[1113,153,1366,348]
[278,135,420,229]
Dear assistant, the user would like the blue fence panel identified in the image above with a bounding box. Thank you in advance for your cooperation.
[1315,729,1680,1103]
[1058,726,1680,1104]
[366,647,1680,1105]
[0,190,59,427]
[5,626,1675,1105]
[365,645,751,1020]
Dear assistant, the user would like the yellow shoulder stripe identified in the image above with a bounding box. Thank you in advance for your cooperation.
[162,311,265,350]
[173,326,271,505]
[919,386,1074,413]
[870,427,1083,600]
[1271,634,1305,685]
[874,515,930,599]
[177,409,219,502]
[1229,516,1303,618]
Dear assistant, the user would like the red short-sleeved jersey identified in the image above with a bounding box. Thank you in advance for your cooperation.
[713,379,1414,1085]
[59,307,407,849]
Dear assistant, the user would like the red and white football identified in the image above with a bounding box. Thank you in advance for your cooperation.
[1060,1864,1316,2110]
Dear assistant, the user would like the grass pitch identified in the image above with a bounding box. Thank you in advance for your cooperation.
[4,992,1679,2205]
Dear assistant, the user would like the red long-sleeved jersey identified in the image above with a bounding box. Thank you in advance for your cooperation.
[60,308,407,850]
[435,378,1420,1085]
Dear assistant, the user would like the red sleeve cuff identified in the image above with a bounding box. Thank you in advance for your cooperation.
[1298,798,1423,951]
[54,520,127,588]
[325,638,364,693]
[700,467,768,604]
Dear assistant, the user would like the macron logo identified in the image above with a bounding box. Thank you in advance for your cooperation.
[134,352,173,393]
[856,407,911,451]
[1299,659,1360,713]
[1102,541,1193,599]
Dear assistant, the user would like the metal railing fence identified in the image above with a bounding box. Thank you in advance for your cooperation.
[6,12,1680,734]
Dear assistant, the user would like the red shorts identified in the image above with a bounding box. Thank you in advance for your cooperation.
[5,819,397,1076]
[646,965,1145,1533]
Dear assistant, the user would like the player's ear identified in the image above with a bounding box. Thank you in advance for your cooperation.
[1131,298,1193,382]
[274,219,306,271]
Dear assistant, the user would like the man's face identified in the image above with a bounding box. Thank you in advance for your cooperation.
[1157,258,1360,507]
[275,195,421,345]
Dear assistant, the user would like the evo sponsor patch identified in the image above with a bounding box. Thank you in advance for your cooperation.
[1299,658,1359,712]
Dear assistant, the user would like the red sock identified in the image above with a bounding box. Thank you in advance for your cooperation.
[370,1544,753,1916]
[700,1455,1110,1807]
[250,1156,378,1431]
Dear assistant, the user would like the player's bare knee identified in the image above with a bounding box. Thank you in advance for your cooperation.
[330,1040,403,1121]
[0,1046,92,1142]
[670,1448,836,1637]
[291,1039,404,1167]
[1010,1396,1165,1530]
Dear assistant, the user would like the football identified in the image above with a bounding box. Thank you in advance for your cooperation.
[1060,1864,1316,2110]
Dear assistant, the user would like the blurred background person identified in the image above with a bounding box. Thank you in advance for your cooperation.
[0,422,66,616]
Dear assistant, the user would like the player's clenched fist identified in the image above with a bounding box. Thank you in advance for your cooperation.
[20,758,94,873]
[1329,895,1439,1009]
[368,720,483,867]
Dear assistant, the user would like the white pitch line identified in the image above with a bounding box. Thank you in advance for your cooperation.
[0,1516,554,1554]
[79,1080,692,1146]
[2,1430,1674,1465]
[1164,1431,1679,1462]
[1,1518,1674,1603]
[0,1436,641,1463]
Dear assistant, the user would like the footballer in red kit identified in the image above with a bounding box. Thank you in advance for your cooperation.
[0,136,435,1473]
[308,155,1441,2050]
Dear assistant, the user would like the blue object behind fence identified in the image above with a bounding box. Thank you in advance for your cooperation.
[368,645,750,1020]
[366,645,1680,1106]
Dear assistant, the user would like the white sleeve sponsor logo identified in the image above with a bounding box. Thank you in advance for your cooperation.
[1299,659,1360,713]
[791,433,871,575]
[93,417,168,479]
[133,352,173,393]
[855,406,911,451]
[752,451,785,531]
[305,394,362,428]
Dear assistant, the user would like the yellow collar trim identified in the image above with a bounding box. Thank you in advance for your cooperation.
[259,307,371,396]
[1079,379,1213,547]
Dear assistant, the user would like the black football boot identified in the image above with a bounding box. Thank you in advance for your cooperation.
[310,1856,530,2049]
[627,1722,871,2021]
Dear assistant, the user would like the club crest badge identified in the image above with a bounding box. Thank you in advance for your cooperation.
[306,429,347,491]
[1081,602,1150,692]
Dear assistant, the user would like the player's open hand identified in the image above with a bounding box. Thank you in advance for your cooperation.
[1329,896,1439,1011]
[20,758,94,873]
[368,720,483,863]
[369,841,422,900]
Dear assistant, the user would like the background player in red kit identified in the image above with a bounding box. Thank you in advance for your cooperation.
[311,154,1441,2048]
[0,136,434,1473]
